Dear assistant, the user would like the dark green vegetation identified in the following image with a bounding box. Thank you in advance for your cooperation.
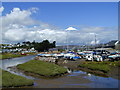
[1,69,33,87]
[78,61,120,73]
[4,40,56,52]
[17,60,67,77]
[0,52,36,59]
[33,40,56,52]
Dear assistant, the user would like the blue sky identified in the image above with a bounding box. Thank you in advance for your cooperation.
[2,2,118,28]
[1,2,118,45]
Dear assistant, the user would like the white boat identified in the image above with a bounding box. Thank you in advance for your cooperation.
[64,53,75,58]
[108,54,120,59]
[94,55,103,61]
[85,54,93,61]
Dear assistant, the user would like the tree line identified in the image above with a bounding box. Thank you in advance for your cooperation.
[9,40,56,52]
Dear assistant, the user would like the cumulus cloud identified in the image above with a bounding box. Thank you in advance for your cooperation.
[2,7,39,27]
[1,7,117,45]
[90,40,100,45]
[66,27,77,31]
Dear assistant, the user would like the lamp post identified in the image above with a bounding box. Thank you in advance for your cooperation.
[65,27,77,51]
[94,34,97,49]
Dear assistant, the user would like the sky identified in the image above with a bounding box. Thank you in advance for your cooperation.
[0,2,118,45]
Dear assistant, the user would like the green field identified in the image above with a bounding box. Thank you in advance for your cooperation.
[78,61,120,73]
[0,52,36,59]
[17,60,67,77]
[1,69,33,87]
[0,53,25,59]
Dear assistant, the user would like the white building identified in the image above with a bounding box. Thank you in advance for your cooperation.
[115,41,120,50]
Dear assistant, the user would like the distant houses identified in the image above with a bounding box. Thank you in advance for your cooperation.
[1,40,120,54]
[55,40,119,51]
[104,40,117,48]
[115,41,120,50]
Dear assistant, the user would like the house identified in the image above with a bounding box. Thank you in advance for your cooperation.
[115,41,120,50]
[104,40,117,48]
[49,48,58,52]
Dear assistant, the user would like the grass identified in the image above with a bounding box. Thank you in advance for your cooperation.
[78,61,120,73]
[1,69,33,87]
[0,53,25,59]
[108,60,120,67]
[17,60,67,77]
[0,52,36,59]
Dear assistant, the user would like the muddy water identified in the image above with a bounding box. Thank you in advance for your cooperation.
[1,55,36,79]
[0,56,119,88]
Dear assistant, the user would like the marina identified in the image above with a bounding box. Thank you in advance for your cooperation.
[1,55,119,88]
[0,1,119,89]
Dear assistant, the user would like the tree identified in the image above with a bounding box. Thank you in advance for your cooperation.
[22,41,26,45]
[32,40,36,45]
[26,41,31,45]
[53,41,56,48]
[17,43,20,45]
[17,40,56,52]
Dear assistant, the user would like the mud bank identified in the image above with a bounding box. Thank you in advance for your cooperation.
[9,60,68,79]
[11,66,68,79]
[78,66,108,77]
[57,59,119,79]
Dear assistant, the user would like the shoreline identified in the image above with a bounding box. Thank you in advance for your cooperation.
[1,69,34,88]
[9,66,68,79]
[78,66,108,77]
[57,60,120,78]
[0,53,37,60]
[15,60,68,79]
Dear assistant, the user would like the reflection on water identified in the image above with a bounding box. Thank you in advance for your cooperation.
[1,55,36,79]
[84,75,118,88]
[2,55,36,70]
[0,56,119,88]
[67,70,119,88]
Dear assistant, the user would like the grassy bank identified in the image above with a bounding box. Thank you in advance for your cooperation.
[1,69,33,87]
[0,52,36,60]
[0,53,25,60]
[78,61,120,73]
[17,60,67,77]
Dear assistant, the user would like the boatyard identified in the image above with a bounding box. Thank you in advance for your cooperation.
[1,44,120,88]
[1,1,119,89]
[1,38,120,88]
[1,49,120,88]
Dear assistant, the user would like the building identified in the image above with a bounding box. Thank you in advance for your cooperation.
[104,40,117,48]
[115,41,120,50]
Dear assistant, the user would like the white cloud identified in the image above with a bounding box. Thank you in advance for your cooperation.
[4,29,26,41]
[66,27,77,31]
[29,7,39,13]
[90,40,100,45]
[1,7,117,45]
[2,7,39,27]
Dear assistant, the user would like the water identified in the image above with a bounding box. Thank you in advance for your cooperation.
[1,55,36,79]
[67,70,119,88]
[0,56,119,88]
[1,55,36,70]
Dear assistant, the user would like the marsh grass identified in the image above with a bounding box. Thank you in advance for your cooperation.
[0,52,36,59]
[17,60,67,77]
[79,61,120,73]
[1,69,33,87]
